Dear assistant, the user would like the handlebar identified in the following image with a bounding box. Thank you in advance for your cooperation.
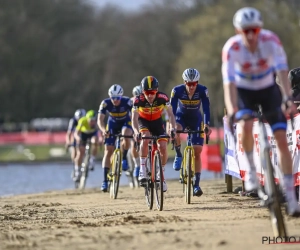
[134,133,175,152]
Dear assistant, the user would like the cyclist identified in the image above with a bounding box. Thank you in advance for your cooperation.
[98,84,133,192]
[132,76,176,192]
[73,110,99,180]
[65,109,86,163]
[222,7,300,216]
[289,67,300,109]
[170,68,212,197]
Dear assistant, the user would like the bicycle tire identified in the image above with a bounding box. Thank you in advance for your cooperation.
[110,150,122,199]
[263,149,287,237]
[145,155,153,210]
[185,148,192,204]
[154,151,164,211]
[79,153,90,190]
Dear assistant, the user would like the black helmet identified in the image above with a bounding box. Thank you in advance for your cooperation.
[141,76,159,91]
[288,67,300,89]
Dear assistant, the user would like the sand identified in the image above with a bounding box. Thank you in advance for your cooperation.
[1,179,300,250]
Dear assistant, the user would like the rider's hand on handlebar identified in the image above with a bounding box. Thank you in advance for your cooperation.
[103,130,110,138]
[281,96,297,116]
[204,125,212,136]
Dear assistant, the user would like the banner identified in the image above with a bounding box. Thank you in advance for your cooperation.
[223,114,300,186]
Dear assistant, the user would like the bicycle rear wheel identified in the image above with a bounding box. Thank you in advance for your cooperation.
[154,151,164,211]
[145,155,153,209]
[185,148,192,204]
[263,149,287,238]
[110,150,122,199]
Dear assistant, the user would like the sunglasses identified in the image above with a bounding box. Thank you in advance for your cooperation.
[111,96,121,101]
[185,82,198,87]
[144,90,158,96]
[242,27,261,35]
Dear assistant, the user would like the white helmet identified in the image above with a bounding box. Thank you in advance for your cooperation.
[132,85,142,96]
[74,109,86,120]
[182,68,200,82]
[108,84,123,97]
[233,7,263,30]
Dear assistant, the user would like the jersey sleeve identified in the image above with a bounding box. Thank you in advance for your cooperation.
[269,33,288,71]
[99,100,108,115]
[67,118,75,132]
[201,87,211,125]
[170,88,178,116]
[132,96,140,111]
[157,93,170,106]
[222,38,237,85]
[127,98,133,110]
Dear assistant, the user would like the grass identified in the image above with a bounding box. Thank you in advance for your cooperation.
[0,140,224,163]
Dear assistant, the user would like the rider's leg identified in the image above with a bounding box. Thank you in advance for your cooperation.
[138,130,150,182]
[89,134,99,170]
[173,123,183,171]
[121,127,133,171]
[131,140,140,177]
[74,142,85,180]
[101,133,115,191]
[274,129,300,215]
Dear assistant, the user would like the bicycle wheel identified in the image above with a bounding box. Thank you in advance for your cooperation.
[185,148,192,204]
[263,149,287,237]
[79,154,90,190]
[154,151,164,211]
[110,150,122,199]
[145,155,153,210]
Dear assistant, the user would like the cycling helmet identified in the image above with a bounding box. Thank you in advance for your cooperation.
[182,68,200,82]
[86,110,97,120]
[108,84,123,97]
[233,7,263,29]
[74,109,86,121]
[141,76,159,91]
[289,67,300,89]
[132,85,142,96]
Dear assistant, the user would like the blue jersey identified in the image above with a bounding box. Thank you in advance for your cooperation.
[67,117,78,132]
[170,84,210,125]
[99,97,132,122]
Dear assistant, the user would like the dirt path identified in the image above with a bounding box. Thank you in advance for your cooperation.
[1,179,300,250]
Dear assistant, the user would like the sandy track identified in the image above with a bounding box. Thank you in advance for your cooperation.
[1,179,300,250]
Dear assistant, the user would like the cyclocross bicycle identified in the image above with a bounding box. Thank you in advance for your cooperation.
[236,105,288,238]
[176,127,209,204]
[76,139,92,190]
[137,134,174,211]
[107,133,133,199]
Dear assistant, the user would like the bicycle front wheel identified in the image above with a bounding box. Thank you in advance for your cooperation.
[145,155,153,210]
[263,149,287,238]
[154,151,164,211]
[79,157,90,190]
[110,150,122,199]
[185,148,192,204]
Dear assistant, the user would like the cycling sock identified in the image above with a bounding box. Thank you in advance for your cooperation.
[245,150,255,170]
[133,157,140,167]
[103,167,109,181]
[74,165,79,172]
[123,149,128,160]
[175,145,182,157]
[283,174,297,202]
[140,157,147,174]
[195,172,201,186]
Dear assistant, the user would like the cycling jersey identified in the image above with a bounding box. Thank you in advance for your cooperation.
[170,84,210,125]
[222,29,288,90]
[67,117,78,132]
[76,117,97,134]
[99,97,132,121]
[132,92,170,121]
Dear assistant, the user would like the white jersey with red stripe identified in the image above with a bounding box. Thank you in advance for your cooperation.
[222,29,288,90]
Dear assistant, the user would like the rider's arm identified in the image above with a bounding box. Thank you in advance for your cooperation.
[270,35,291,99]
[132,109,139,135]
[222,40,238,115]
[65,119,74,145]
[97,113,107,134]
[166,105,176,130]
[74,121,82,142]
[202,87,211,126]
[170,88,178,116]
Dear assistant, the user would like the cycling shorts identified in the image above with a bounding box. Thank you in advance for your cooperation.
[138,117,167,142]
[105,117,132,145]
[176,115,204,146]
[79,131,98,146]
[237,84,286,131]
